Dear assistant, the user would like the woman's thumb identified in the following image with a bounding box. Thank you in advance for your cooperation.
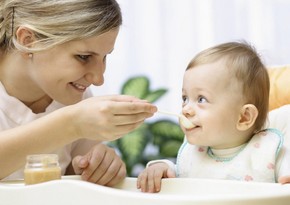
[72,155,89,174]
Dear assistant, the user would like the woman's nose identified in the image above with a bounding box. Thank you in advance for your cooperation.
[85,63,105,86]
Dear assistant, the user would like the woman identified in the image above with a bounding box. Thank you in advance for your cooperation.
[0,0,157,186]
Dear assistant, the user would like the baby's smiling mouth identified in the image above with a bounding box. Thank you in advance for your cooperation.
[179,115,196,129]
[184,122,200,131]
[69,82,87,91]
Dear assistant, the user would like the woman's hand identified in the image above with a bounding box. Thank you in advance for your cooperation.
[71,143,126,187]
[69,95,157,141]
[137,162,176,193]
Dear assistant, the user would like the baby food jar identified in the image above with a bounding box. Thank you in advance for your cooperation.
[24,154,61,185]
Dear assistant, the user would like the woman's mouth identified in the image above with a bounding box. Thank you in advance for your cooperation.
[69,82,87,92]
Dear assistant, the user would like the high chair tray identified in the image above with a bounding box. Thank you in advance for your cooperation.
[1,176,290,205]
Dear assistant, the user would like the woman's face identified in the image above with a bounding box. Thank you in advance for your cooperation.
[28,28,119,105]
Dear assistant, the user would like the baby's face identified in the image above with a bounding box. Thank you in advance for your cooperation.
[181,60,247,149]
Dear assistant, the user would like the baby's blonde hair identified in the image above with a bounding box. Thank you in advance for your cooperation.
[0,0,122,52]
[186,41,269,132]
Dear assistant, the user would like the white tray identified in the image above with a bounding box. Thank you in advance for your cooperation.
[1,176,290,205]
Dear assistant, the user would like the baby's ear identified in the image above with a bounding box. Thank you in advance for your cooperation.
[236,104,258,131]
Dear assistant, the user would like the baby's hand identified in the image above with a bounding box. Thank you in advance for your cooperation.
[278,175,290,184]
[137,162,176,193]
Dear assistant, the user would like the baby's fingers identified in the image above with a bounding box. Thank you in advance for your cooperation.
[153,173,163,193]
[137,171,148,192]
[137,170,162,193]
[278,175,290,184]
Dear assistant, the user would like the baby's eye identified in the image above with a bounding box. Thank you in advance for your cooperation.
[182,95,189,104]
[197,96,207,103]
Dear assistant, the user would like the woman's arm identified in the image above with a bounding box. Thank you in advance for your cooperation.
[0,107,76,179]
[0,95,156,179]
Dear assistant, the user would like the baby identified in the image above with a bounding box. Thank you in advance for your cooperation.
[137,41,290,193]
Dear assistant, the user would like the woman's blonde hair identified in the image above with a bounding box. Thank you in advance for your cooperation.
[186,41,269,132]
[0,0,122,52]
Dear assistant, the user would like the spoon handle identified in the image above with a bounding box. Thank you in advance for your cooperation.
[157,110,180,118]
[158,110,195,129]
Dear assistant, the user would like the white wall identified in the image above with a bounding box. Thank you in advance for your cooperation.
[92,0,290,121]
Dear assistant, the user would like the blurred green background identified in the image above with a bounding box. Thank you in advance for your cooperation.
[108,76,184,177]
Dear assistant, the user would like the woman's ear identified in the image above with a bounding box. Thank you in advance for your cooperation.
[236,104,258,131]
[15,26,35,48]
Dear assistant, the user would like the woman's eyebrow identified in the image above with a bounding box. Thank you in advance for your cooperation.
[78,48,114,55]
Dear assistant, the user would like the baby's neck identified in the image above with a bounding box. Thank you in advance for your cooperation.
[209,144,246,158]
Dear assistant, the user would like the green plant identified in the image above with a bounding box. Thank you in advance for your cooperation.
[108,76,184,177]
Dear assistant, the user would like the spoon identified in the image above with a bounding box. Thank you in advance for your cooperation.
[157,110,195,129]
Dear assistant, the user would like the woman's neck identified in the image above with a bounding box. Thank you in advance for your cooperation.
[23,95,53,113]
[0,52,53,113]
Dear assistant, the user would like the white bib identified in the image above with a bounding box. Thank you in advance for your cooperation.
[176,129,283,182]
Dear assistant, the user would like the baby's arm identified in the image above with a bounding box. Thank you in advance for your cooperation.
[276,147,290,183]
[137,160,176,193]
[279,175,290,184]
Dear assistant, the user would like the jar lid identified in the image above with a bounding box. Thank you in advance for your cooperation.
[26,154,59,168]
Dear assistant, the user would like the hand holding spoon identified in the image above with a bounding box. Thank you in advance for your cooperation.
[157,110,195,129]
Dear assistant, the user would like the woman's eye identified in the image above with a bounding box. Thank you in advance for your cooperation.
[197,96,207,103]
[77,55,90,61]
